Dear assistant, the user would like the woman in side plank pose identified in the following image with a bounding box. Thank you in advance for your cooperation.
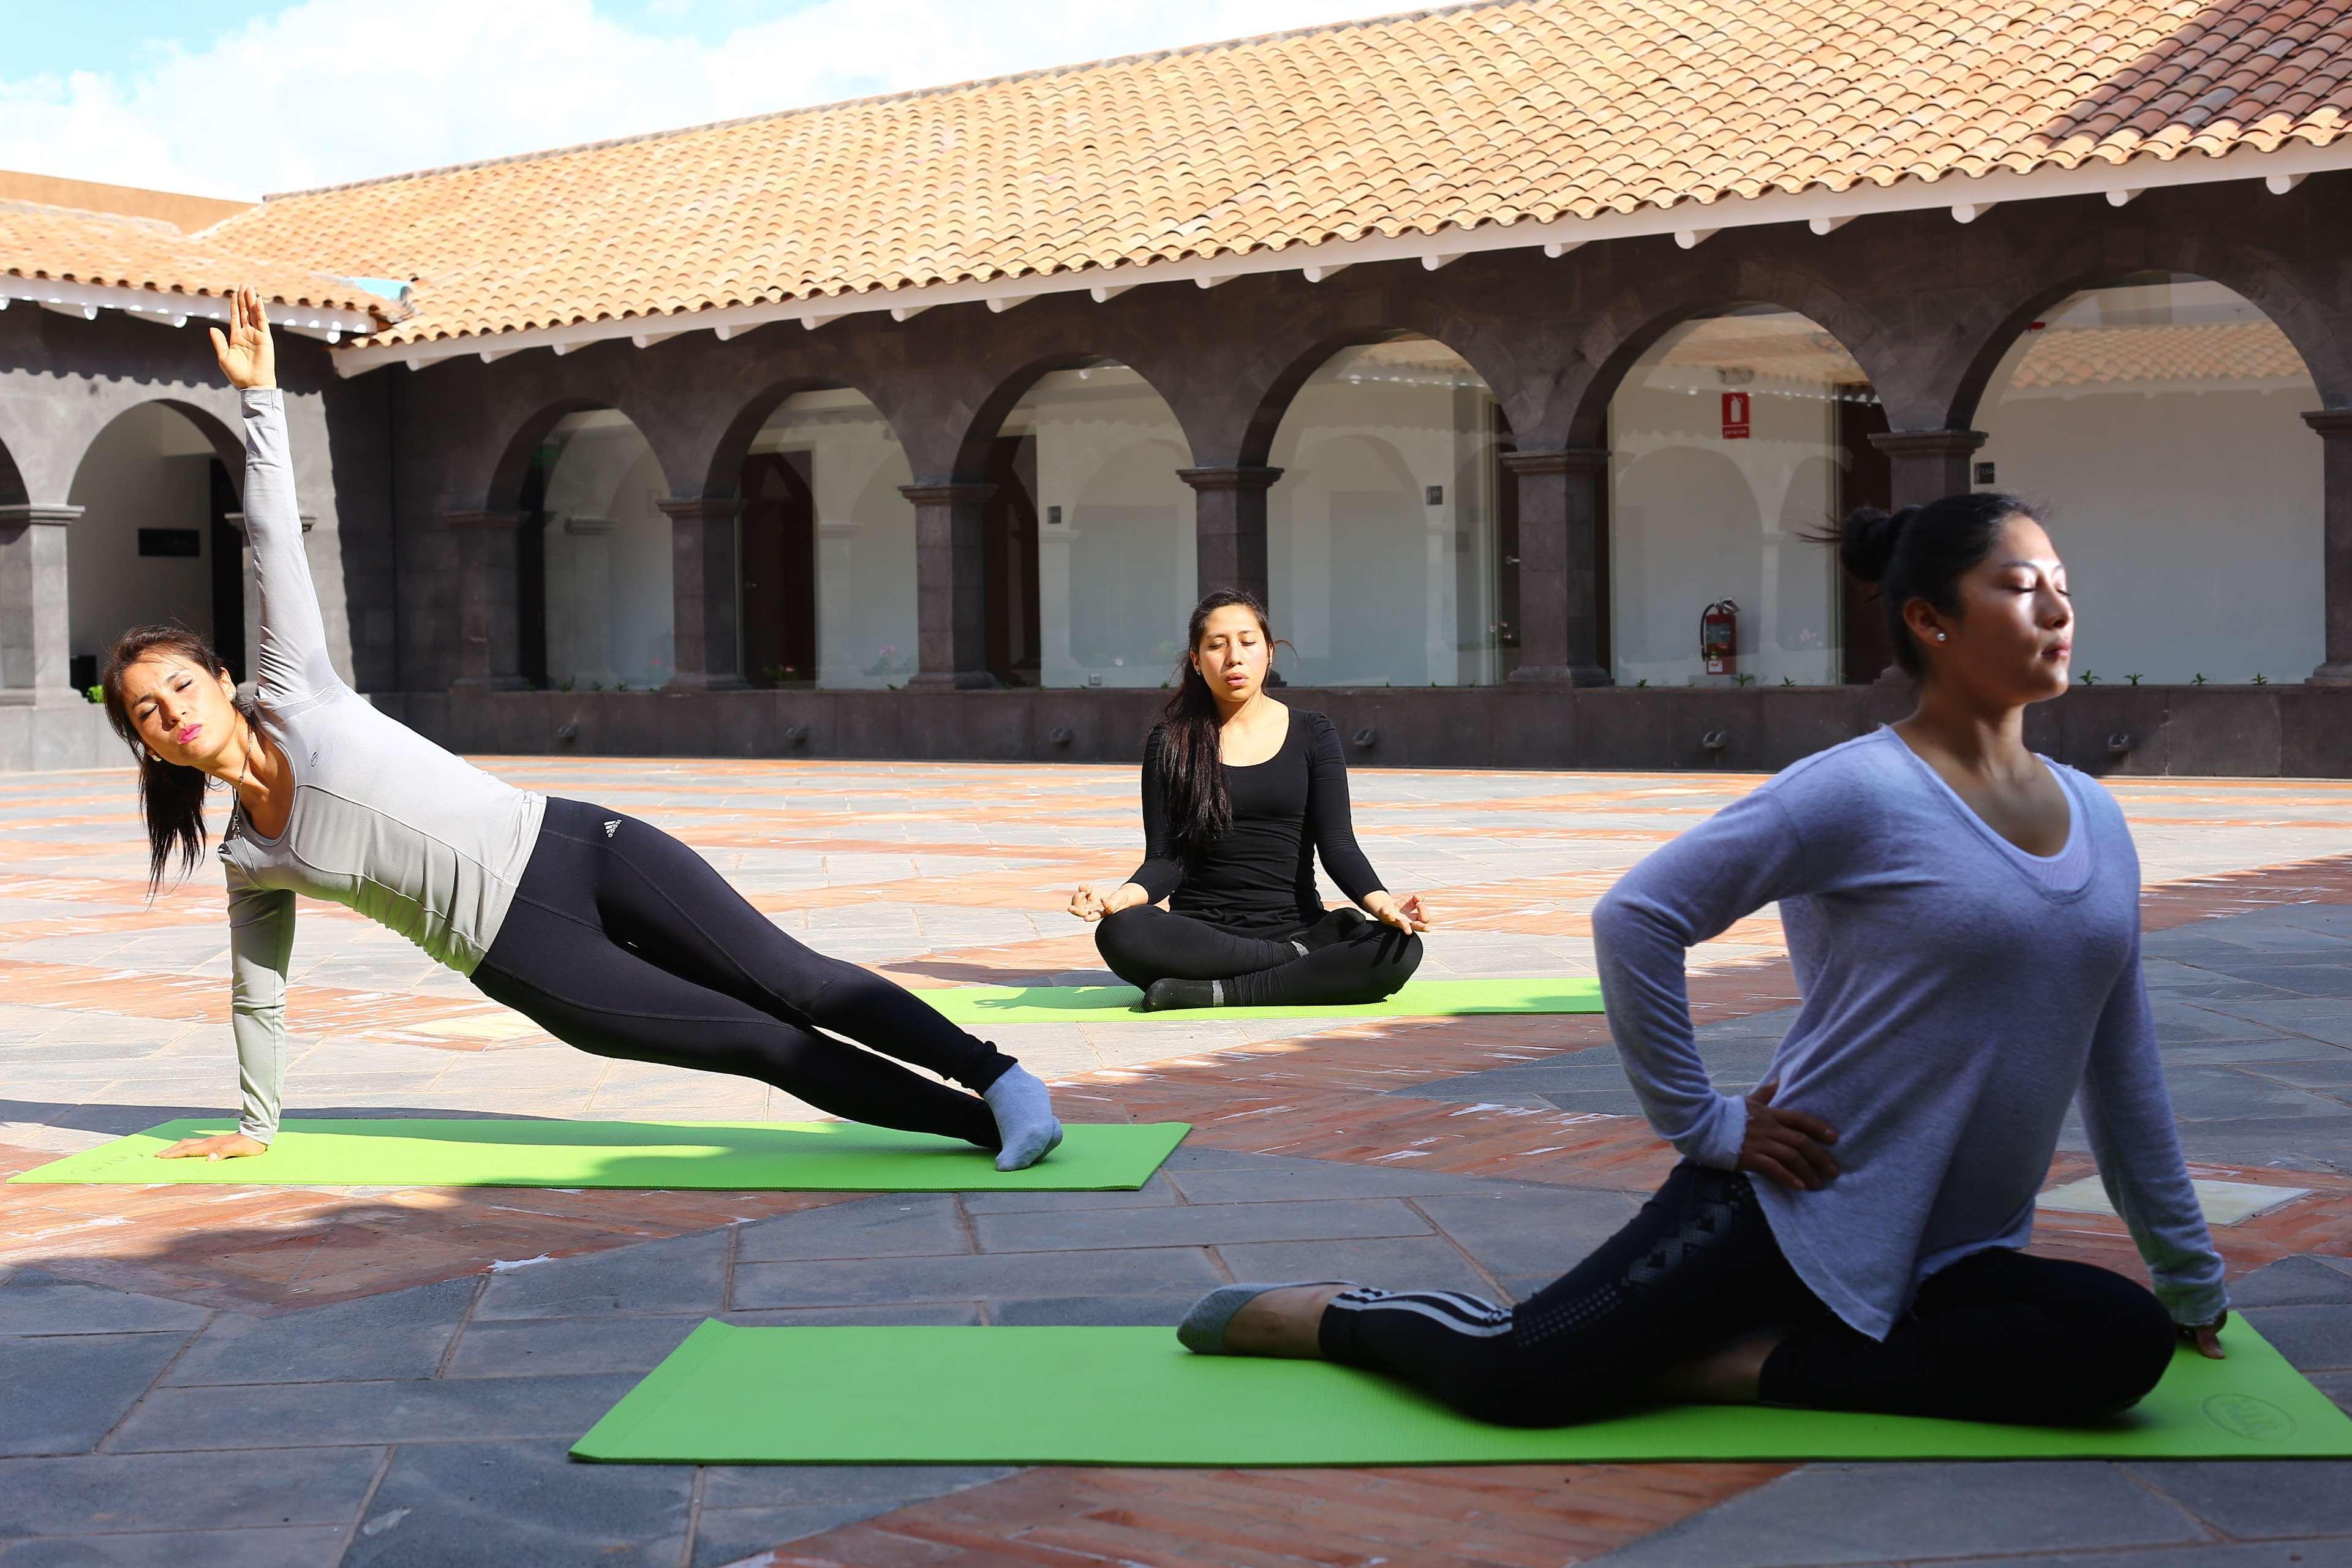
[1176,493,2229,1425]
[1068,590,1428,1011]
[105,288,1061,1170]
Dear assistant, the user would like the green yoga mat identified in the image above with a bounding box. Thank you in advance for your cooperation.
[572,1321,2352,1465]
[922,976,1604,1023]
[6,1119,1188,1193]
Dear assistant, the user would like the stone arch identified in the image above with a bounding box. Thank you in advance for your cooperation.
[1561,265,1912,448]
[1236,325,1525,472]
[483,397,625,515]
[1256,330,1520,687]
[64,398,251,682]
[1964,269,2329,686]
[701,374,916,502]
[0,427,29,510]
[945,349,1202,687]
[949,350,1196,482]
[1940,240,2350,429]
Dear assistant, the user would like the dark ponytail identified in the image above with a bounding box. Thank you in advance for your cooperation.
[1830,492,2040,677]
[99,625,257,896]
[1154,589,1276,848]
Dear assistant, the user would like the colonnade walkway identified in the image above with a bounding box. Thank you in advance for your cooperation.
[1,757,2349,1564]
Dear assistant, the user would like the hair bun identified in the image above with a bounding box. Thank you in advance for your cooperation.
[1838,504,1918,585]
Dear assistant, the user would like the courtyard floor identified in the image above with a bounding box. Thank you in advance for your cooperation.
[1,755,2350,1566]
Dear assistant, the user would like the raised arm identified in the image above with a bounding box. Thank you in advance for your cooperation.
[1591,785,1834,1184]
[2078,925,2229,1336]
[214,287,339,707]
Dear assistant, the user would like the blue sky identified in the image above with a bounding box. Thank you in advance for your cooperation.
[12,1,831,78]
[0,0,1393,199]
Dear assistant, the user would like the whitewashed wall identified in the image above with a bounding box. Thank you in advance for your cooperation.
[1006,366,1196,689]
[541,412,674,690]
[1976,282,2323,685]
[750,390,919,689]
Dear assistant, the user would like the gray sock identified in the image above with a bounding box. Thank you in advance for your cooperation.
[1177,1280,1355,1354]
[982,1065,1063,1172]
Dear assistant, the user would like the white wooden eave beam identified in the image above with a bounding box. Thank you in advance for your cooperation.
[2,275,379,342]
[337,138,2352,376]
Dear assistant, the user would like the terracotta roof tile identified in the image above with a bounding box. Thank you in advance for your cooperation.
[190,0,2352,347]
[0,198,398,319]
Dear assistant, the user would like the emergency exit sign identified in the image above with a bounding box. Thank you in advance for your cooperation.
[1721,391,1751,439]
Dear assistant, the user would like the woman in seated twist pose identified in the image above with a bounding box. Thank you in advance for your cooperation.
[1176,493,2227,1426]
[104,288,1061,1170]
[1068,590,1428,1011]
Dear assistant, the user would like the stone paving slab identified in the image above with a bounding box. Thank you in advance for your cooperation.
[5,761,2352,1564]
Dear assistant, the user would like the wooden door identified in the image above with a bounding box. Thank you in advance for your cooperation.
[741,451,817,685]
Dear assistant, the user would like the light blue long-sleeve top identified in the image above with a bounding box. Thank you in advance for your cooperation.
[1591,726,2227,1340]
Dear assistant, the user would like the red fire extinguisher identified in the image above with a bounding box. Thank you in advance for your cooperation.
[1701,600,1740,676]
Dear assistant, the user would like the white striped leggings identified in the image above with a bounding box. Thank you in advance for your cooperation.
[1317,1163,2180,1427]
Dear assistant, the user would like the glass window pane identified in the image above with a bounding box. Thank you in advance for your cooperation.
[1267,339,1506,687]
[1977,276,2321,684]
[1608,311,1857,687]
[749,390,918,689]
[1006,364,1196,688]
[541,409,673,690]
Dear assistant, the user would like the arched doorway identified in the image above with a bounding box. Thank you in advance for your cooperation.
[66,403,243,688]
[1607,309,1882,686]
[1974,274,2321,685]
[1265,337,1515,687]
[742,389,918,688]
[532,410,673,691]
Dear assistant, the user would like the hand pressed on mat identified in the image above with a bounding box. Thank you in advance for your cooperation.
[1738,1080,1839,1192]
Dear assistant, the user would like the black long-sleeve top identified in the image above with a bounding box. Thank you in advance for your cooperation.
[1125,709,1387,936]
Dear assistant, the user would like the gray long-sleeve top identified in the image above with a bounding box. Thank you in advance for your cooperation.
[220,389,546,1141]
[1591,727,2226,1339]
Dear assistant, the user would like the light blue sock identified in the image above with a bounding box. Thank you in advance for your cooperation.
[983,1065,1063,1172]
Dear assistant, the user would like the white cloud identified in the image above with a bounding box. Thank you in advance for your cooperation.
[0,0,1406,202]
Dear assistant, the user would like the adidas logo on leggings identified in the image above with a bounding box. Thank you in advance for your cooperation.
[604,820,620,839]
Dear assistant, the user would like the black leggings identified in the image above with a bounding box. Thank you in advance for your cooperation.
[1094,905,1423,1006]
[472,798,1013,1149]
[1319,1163,2179,1427]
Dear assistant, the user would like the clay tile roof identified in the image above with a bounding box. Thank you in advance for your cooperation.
[198,0,2352,348]
[0,198,399,319]
[2008,318,2313,388]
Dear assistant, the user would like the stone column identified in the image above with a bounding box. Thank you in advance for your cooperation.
[0,504,81,705]
[1177,465,1281,605]
[1501,450,1610,686]
[1868,429,1986,510]
[442,509,530,690]
[222,509,314,690]
[658,497,746,690]
[899,481,999,689]
[2308,410,2352,685]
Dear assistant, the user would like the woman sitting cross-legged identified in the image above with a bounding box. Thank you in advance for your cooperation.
[1066,590,1428,1012]
[1177,494,2228,1427]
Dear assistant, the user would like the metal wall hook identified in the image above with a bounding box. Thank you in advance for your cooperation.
[1351,728,1378,749]
[2107,731,2133,756]
[1047,726,1074,747]
[782,723,809,744]
[1701,729,1730,753]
